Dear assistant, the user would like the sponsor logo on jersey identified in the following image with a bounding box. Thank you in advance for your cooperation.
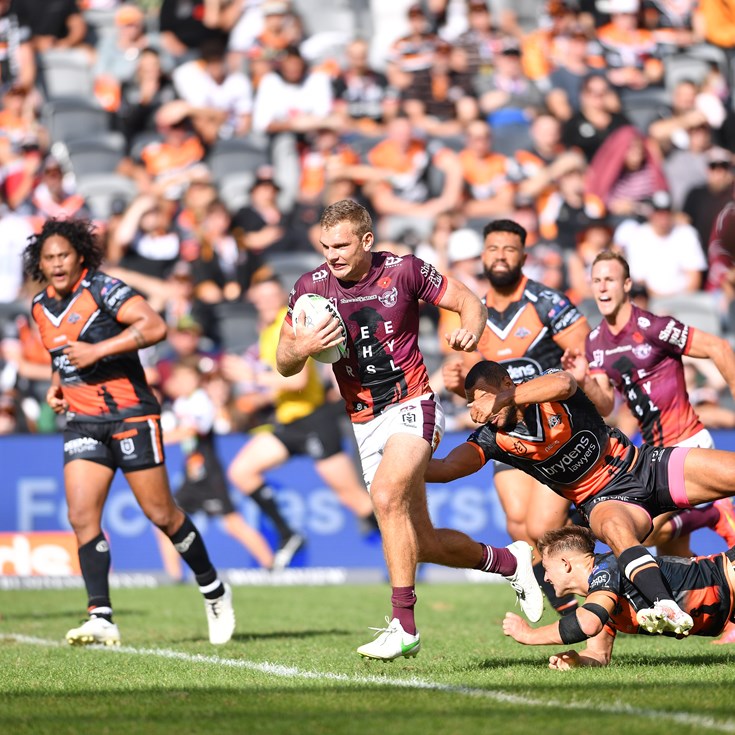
[95,539,110,553]
[589,569,611,589]
[385,256,403,267]
[378,287,398,308]
[658,320,688,349]
[591,349,604,367]
[536,430,601,484]
[420,262,442,288]
[312,269,328,282]
[637,316,651,329]
[500,357,543,383]
[632,343,652,360]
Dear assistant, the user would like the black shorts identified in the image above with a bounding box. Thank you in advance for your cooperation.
[577,444,690,530]
[274,403,344,460]
[175,476,236,516]
[63,416,165,472]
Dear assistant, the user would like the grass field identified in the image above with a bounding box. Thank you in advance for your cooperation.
[2,581,735,735]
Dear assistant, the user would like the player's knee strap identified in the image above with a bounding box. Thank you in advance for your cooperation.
[558,612,588,644]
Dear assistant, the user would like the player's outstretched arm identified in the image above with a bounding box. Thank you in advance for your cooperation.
[425,442,484,483]
[438,276,487,353]
[686,328,735,403]
[62,298,167,370]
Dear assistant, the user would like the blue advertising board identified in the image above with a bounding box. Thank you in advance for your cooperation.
[1,431,733,572]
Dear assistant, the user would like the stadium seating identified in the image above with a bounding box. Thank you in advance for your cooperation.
[206,137,271,184]
[39,50,94,100]
[649,292,723,336]
[76,173,139,220]
[214,300,261,353]
[42,98,111,144]
[65,132,126,179]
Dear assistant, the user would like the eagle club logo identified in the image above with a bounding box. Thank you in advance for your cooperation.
[378,287,398,308]
[632,343,652,359]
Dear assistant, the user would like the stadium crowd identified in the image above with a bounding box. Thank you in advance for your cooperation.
[3,0,735,447]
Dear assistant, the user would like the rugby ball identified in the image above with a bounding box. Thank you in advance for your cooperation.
[292,293,347,364]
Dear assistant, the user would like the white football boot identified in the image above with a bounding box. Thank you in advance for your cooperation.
[505,541,545,623]
[357,617,421,661]
[66,616,121,646]
[205,583,236,645]
[636,600,693,636]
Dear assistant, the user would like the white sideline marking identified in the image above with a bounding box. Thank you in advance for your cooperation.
[3,633,735,732]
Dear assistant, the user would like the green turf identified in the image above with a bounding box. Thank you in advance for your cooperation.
[1,582,735,735]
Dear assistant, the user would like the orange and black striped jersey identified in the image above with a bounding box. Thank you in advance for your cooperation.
[32,269,160,422]
[478,276,588,383]
[466,373,635,504]
[589,551,735,638]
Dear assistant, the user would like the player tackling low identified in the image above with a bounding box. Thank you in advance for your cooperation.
[276,199,544,661]
[502,525,735,668]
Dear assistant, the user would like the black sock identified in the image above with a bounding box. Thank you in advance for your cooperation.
[250,484,294,540]
[533,561,578,616]
[78,533,113,620]
[618,545,673,605]
[168,516,224,599]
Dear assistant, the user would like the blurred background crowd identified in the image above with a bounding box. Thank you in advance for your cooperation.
[3,0,735,440]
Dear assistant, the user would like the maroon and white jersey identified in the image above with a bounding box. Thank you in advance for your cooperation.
[586,304,703,446]
[286,252,447,423]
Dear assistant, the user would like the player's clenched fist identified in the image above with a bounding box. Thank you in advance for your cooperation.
[445,328,478,352]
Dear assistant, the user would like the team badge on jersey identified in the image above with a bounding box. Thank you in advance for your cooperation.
[548,413,562,429]
[515,327,531,338]
[67,313,81,324]
[632,343,652,359]
[378,287,398,308]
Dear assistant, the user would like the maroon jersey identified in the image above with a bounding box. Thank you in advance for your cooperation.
[287,252,447,423]
[586,304,702,446]
[32,269,161,422]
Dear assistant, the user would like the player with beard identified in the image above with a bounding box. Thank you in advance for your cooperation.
[443,219,590,616]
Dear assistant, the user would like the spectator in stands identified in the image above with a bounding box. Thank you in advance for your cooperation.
[475,40,544,128]
[562,74,629,161]
[19,0,87,53]
[332,37,394,136]
[538,150,607,251]
[585,125,668,219]
[401,40,478,137]
[705,199,735,329]
[593,0,664,91]
[613,189,707,296]
[108,193,181,283]
[455,0,509,80]
[386,3,444,92]
[119,47,177,148]
[683,147,734,257]
[296,126,360,207]
[251,44,335,136]
[172,38,253,143]
[514,113,566,201]
[0,0,36,90]
[94,4,154,86]
[28,154,90,223]
[244,0,302,60]
[0,205,33,304]
[457,118,516,220]
[0,83,46,151]
[191,198,261,306]
[545,27,596,121]
[159,0,229,61]
[125,100,209,199]
[649,79,726,155]
[231,167,294,255]
[662,121,713,211]
[361,115,463,239]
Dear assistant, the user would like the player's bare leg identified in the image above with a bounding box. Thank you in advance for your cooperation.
[228,433,302,567]
[221,512,275,568]
[126,466,234,644]
[589,501,693,635]
[356,434,428,660]
[64,460,120,646]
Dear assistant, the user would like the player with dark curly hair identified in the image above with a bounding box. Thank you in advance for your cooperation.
[25,217,236,647]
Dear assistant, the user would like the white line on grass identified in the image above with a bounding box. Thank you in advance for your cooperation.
[3,633,735,733]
